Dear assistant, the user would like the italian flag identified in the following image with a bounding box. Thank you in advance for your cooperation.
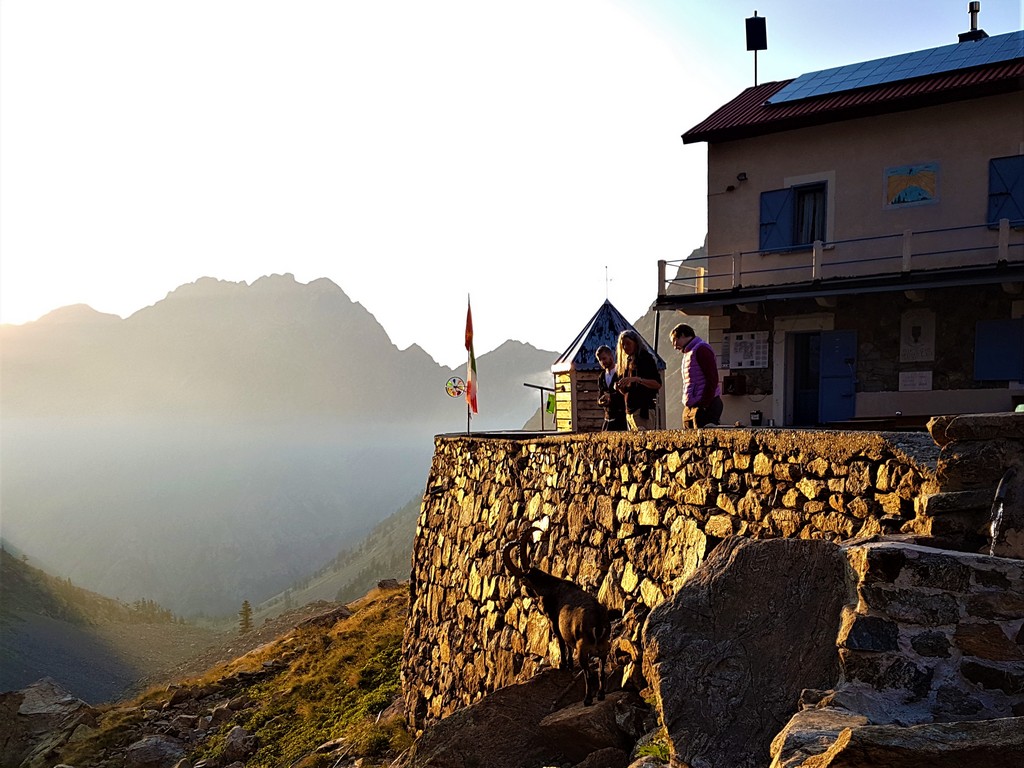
[465,297,478,415]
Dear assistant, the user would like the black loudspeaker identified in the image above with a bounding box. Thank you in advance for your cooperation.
[723,374,747,396]
[746,16,767,51]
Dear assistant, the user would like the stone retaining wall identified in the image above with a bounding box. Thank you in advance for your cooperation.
[402,428,943,729]
[766,539,1024,766]
[840,540,1024,721]
[907,412,1024,549]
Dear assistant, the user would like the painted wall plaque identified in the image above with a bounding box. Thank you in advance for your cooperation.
[885,163,939,207]
[900,308,936,362]
[899,370,933,391]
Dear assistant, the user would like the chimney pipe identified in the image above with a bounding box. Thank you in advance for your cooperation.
[959,1,989,42]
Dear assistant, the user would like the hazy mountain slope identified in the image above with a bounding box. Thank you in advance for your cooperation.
[0,274,556,616]
[256,495,421,619]
[0,548,218,703]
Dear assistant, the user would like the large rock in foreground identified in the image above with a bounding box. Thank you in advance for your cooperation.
[410,668,653,768]
[643,537,847,768]
[792,717,1024,767]
[0,678,97,768]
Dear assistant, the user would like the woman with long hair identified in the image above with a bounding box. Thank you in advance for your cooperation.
[614,329,662,431]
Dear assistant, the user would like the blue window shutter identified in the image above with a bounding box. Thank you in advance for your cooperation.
[760,188,795,251]
[988,155,1024,227]
[974,319,1024,380]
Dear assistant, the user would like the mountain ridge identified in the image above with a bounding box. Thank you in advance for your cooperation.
[0,274,558,617]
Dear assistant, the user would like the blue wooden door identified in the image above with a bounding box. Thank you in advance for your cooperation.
[819,330,857,423]
[792,332,820,426]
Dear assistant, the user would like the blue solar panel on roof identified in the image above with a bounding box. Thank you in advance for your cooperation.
[768,29,1023,104]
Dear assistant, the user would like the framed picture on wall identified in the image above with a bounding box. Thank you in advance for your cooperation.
[884,163,939,208]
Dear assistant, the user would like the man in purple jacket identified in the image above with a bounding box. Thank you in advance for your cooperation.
[670,324,724,429]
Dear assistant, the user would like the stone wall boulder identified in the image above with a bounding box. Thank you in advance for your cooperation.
[0,678,97,768]
[410,668,654,768]
[123,734,186,768]
[991,466,1024,559]
[787,717,1024,767]
[915,413,1024,546]
[643,537,848,768]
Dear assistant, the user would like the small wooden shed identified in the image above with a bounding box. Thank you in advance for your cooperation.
[551,300,666,432]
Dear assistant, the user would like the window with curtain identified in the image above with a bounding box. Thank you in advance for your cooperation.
[759,181,828,251]
[794,183,827,246]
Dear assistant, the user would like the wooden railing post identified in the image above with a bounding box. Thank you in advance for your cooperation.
[658,260,667,297]
[697,266,706,294]
[999,218,1010,262]
[902,229,913,272]
[812,240,823,281]
[732,252,741,288]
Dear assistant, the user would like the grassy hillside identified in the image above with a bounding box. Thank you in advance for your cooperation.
[0,547,221,703]
[54,585,411,768]
[0,547,179,625]
[255,495,420,621]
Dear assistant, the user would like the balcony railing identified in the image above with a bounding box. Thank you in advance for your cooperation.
[659,219,1023,297]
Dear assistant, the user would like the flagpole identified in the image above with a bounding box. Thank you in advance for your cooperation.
[465,293,477,434]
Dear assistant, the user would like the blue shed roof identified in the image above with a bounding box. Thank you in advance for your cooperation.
[552,300,666,374]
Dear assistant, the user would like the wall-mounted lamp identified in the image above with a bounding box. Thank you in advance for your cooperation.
[736,172,748,182]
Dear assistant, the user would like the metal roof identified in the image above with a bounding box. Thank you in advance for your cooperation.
[684,33,1024,144]
[552,300,666,374]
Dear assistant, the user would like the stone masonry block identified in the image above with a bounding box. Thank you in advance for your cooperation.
[911,630,952,658]
[900,551,973,593]
[859,584,961,626]
[961,659,1024,695]
[954,622,1024,662]
[838,609,900,652]
[839,649,933,700]
[967,591,1024,621]
[919,489,994,517]
[705,514,736,539]
[943,412,1024,443]
[797,477,827,500]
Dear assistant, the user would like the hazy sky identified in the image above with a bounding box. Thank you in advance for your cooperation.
[2,1,1021,366]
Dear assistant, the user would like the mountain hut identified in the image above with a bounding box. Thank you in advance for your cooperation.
[551,300,667,432]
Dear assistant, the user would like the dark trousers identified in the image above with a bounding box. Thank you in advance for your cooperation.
[602,415,627,431]
[685,397,724,428]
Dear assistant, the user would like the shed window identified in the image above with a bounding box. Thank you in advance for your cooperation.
[988,154,1024,227]
[759,182,828,251]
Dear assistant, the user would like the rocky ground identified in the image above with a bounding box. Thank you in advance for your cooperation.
[0,598,348,706]
[2,584,673,768]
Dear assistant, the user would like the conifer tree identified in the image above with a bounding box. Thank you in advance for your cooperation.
[239,600,253,634]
